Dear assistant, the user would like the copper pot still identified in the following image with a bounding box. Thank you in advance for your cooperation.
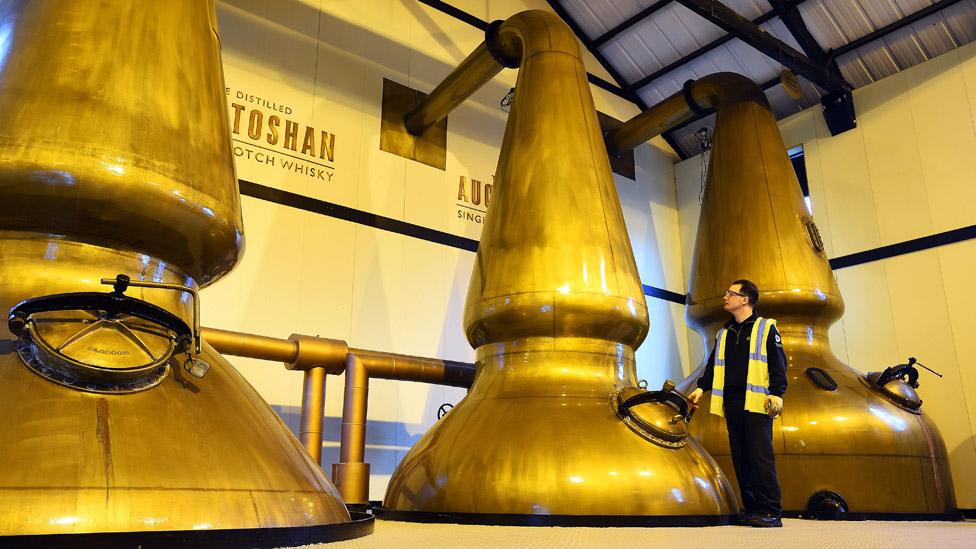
[381,11,738,523]
[0,0,361,538]
[675,73,957,518]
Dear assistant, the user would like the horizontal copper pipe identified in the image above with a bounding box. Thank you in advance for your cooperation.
[202,327,298,363]
[605,73,763,155]
[201,327,348,373]
[404,39,506,136]
[351,348,475,388]
[202,327,475,386]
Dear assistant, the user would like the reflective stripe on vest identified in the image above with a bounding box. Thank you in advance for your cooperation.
[709,328,728,417]
[709,317,777,417]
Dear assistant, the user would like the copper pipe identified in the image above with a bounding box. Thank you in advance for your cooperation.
[202,327,474,385]
[604,91,703,156]
[351,348,475,388]
[201,326,475,502]
[339,355,369,463]
[604,73,761,155]
[201,327,347,372]
[404,29,509,136]
[201,327,299,363]
[203,327,347,466]
[332,354,371,505]
[300,366,327,464]
[332,350,477,504]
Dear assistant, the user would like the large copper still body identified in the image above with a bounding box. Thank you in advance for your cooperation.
[0,1,360,539]
[672,74,957,517]
[381,11,737,523]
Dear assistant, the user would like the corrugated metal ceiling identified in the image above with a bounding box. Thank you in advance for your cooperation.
[553,0,976,158]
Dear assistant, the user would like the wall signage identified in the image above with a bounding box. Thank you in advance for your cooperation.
[456,175,493,225]
[226,88,338,182]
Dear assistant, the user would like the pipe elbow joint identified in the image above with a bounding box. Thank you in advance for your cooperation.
[690,72,771,110]
[494,10,581,63]
[286,334,348,373]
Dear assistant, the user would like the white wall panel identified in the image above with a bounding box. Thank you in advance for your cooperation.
[348,226,403,355]
[798,137,839,257]
[307,8,369,208]
[833,262,900,372]
[398,238,452,357]
[440,248,478,361]
[857,72,935,245]
[884,250,976,500]
[632,145,685,291]
[814,120,883,257]
[905,50,976,233]
[295,212,358,340]
[636,299,689,388]
[964,43,976,123]
[937,240,976,493]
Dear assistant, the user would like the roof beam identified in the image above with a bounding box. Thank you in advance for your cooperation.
[416,0,488,30]
[625,4,791,95]
[827,0,966,60]
[769,0,847,88]
[592,0,672,47]
[547,0,648,109]
[414,1,636,105]
[674,0,849,91]
[768,0,829,65]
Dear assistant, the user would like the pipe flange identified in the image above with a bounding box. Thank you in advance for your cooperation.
[11,305,176,394]
[17,337,169,394]
[859,374,923,415]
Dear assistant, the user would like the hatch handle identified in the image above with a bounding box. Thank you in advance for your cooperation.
[8,276,195,353]
[875,357,942,389]
[618,380,694,422]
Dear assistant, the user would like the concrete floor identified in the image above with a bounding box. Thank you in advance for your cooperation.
[301,518,976,549]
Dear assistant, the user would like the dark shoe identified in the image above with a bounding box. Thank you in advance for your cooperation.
[743,514,782,528]
[734,513,757,525]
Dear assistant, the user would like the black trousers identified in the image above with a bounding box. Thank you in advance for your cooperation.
[724,397,782,516]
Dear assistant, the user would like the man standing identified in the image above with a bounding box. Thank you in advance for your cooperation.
[688,279,787,528]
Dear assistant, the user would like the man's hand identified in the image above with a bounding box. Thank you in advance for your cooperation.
[765,395,783,417]
[688,388,704,408]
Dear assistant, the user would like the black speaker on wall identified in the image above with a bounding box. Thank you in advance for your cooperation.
[821,89,856,136]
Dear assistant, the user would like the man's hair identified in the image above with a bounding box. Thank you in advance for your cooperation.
[732,279,760,307]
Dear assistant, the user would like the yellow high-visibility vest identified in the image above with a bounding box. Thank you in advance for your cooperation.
[709,317,777,417]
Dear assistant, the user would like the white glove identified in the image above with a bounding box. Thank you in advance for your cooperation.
[765,395,783,417]
[688,388,704,407]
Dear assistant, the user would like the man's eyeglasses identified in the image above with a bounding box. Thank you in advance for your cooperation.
[724,289,747,298]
